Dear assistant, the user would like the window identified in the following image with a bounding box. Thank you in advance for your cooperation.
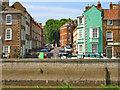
[92,44,98,53]
[68,27,71,32]
[6,14,12,25]
[90,27,99,38]
[77,17,82,25]
[106,31,113,41]
[68,33,71,39]
[79,29,82,39]
[93,28,97,38]
[3,46,10,55]
[107,19,113,25]
[5,28,12,40]
[79,45,83,53]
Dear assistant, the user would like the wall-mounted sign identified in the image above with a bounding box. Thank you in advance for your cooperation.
[107,42,120,46]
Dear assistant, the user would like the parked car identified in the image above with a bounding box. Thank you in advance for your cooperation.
[64,44,72,53]
[39,49,48,58]
[58,49,67,57]
[47,45,52,50]
[44,47,50,52]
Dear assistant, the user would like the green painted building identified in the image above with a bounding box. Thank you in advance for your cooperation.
[77,5,103,58]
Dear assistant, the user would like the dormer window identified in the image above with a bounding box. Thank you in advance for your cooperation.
[107,19,113,25]
[6,14,12,25]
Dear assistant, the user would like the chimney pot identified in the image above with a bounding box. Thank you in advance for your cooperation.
[110,2,113,9]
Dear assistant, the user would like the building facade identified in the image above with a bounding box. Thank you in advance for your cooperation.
[77,2,103,58]
[1,1,26,58]
[30,19,42,51]
[103,2,120,58]
[60,21,76,47]
[73,26,78,54]
[1,1,43,58]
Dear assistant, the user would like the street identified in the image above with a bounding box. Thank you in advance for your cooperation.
[50,47,62,59]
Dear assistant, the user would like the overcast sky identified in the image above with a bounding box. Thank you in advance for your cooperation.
[9,0,119,25]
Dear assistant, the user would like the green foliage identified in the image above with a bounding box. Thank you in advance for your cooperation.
[101,84,120,90]
[60,82,71,90]
[44,18,73,44]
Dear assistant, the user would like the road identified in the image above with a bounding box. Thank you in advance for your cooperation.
[50,47,62,59]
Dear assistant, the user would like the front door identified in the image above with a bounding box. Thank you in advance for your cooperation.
[106,47,112,58]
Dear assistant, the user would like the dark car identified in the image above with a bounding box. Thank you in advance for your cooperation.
[47,45,52,50]
[40,49,48,58]
[58,49,67,57]
[44,47,50,52]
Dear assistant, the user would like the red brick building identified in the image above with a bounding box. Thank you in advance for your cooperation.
[103,2,120,58]
[60,21,76,47]
[1,1,44,58]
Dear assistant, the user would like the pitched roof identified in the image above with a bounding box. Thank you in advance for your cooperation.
[103,9,120,19]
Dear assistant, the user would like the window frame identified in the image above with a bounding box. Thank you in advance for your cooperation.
[106,31,113,41]
[90,27,99,38]
[6,14,12,25]
[78,29,82,39]
[5,28,12,40]
[92,44,98,53]
[78,44,83,54]
[107,19,113,25]
[3,46,10,55]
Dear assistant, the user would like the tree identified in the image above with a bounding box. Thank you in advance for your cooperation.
[44,18,72,44]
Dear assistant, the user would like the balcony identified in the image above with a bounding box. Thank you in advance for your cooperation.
[78,38,84,42]
[90,38,99,43]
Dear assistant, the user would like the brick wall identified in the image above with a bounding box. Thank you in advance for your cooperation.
[2,13,22,58]
[103,20,120,57]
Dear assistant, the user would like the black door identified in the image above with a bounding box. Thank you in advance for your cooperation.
[107,47,112,58]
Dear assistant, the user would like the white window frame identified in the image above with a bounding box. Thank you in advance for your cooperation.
[6,14,12,25]
[106,31,113,41]
[78,29,82,39]
[90,27,99,38]
[3,46,10,55]
[92,44,98,53]
[78,44,83,54]
[107,19,113,25]
[5,28,12,40]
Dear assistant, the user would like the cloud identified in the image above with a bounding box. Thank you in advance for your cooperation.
[23,4,83,18]
[24,4,82,13]
[10,0,120,2]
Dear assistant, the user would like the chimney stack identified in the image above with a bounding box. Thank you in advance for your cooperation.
[110,2,113,9]
[2,0,9,7]
[38,23,42,28]
[97,1,101,9]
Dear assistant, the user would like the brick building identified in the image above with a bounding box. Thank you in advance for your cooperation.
[60,21,76,47]
[30,19,43,51]
[103,2,120,58]
[1,0,44,58]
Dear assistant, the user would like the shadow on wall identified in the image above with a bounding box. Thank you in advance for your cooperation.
[105,67,111,86]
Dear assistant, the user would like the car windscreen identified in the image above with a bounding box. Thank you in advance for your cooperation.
[66,45,71,49]
[40,50,47,52]
[59,50,65,53]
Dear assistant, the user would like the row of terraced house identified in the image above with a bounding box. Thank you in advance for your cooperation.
[0,0,45,58]
[60,2,120,59]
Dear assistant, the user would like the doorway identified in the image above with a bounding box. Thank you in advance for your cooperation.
[106,47,112,58]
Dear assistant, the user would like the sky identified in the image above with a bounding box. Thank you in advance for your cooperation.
[9,0,119,25]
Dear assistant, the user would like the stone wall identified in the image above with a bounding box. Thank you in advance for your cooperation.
[2,60,119,86]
